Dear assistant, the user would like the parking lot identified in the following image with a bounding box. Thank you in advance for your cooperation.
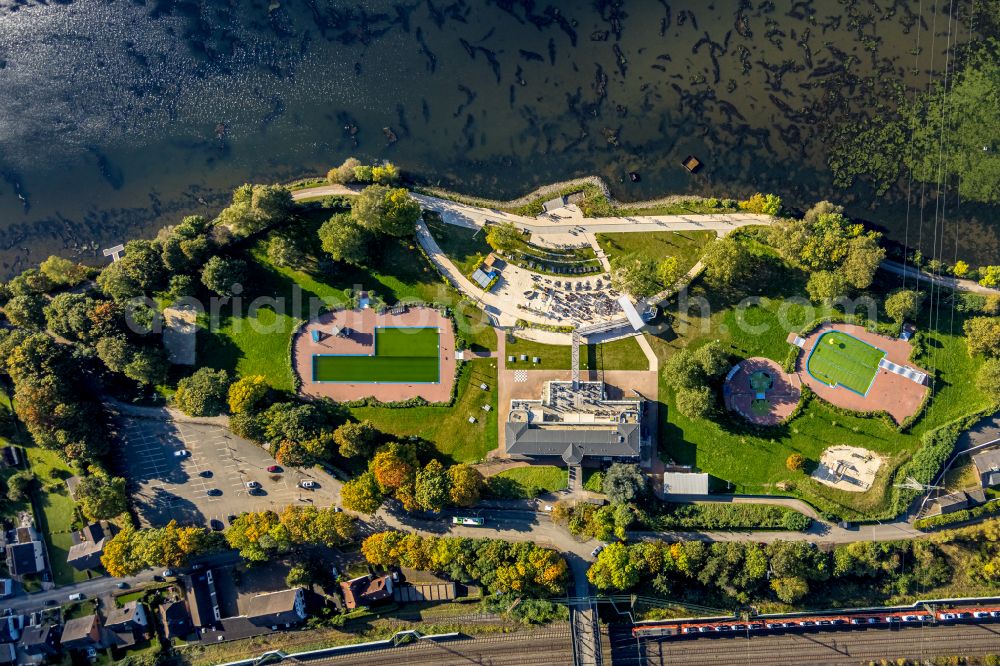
[113,417,340,528]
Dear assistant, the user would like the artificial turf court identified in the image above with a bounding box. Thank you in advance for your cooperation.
[313,327,440,383]
[806,330,885,395]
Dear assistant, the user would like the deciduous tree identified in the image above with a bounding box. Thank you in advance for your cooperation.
[602,463,646,504]
[333,420,379,458]
[350,185,421,237]
[174,368,231,416]
[318,213,369,264]
[340,471,384,514]
[447,464,485,507]
[228,375,269,414]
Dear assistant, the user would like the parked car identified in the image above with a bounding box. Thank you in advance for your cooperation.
[174,450,190,458]
[200,470,213,478]
[245,481,261,489]
[542,505,554,512]
[116,582,129,589]
[974,611,990,619]
[207,488,222,496]
[210,519,224,531]
[68,593,84,601]
[267,465,282,473]
[162,569,174,577]
[591,544,605,557]
[299,480,318,489]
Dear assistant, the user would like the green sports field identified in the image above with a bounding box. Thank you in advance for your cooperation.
[806,330,885,395]
[313,327,440,383]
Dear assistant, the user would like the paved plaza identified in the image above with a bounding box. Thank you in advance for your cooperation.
[113,417,339,528]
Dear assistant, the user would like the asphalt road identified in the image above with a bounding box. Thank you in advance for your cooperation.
[614,623,1000,666]
[305,627,575,665]
[2,551,242,616]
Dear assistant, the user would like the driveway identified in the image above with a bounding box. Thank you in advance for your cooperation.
[113,417,339,528]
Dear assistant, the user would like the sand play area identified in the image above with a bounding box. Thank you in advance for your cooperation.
[810,445,883,492]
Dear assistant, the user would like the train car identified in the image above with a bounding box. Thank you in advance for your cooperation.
[632,606,1000,640]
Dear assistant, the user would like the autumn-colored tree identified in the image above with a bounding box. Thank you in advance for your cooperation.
[415,460,451,512]
[227,375,269,414]
[274,440,309,467]
[447,464,485,507]
[225,511,281,561]
[786,453,806,472]
[340,471,385,514]
[371,447,415,491]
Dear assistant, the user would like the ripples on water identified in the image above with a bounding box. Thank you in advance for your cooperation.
[0,0,986,275]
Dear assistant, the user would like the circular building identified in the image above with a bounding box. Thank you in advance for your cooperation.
[723,357,801,426]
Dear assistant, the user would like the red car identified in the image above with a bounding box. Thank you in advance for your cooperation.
[267,465,282,473]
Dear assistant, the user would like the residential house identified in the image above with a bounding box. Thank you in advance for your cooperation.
[158,600,193,640]
[104,600,148,648]
[182,569,221,629]
[19,623,61,657]
[341,574,393,610]
[973,449,1000,487]
[930,488,988,516]
[60,615,103,652]
[245,589,307,629]
[67,521,118,571]
[3,521,46,579]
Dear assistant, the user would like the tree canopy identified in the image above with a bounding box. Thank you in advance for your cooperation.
[350,185,421,237]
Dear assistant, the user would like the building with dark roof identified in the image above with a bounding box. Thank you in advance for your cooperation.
[930,488,989,516]
[104,600,149,647]
[182,569,221,629]
[245,588,306,629]
[506,381,644,465]
[0,446,19,468]
[973,449,1000,487]
[5,541,45,578]
[19,623,61,656]
[158,600,193,640]
[341,575,393,609]
[67,521,118,571]
[60,615,103,651]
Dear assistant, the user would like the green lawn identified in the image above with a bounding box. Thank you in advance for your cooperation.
[582,469,605,493]
[595,231,715,274]
[806,330,885,395]
[504,335,649,371]
[425,214,492,276]
[23,445,90,585]
[348,359,498,464]
[489,465,568,498]
[313,327,441,383]
[649,235,990,520]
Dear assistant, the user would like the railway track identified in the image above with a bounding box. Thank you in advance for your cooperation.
[303,627,574,665]
[631,624,1000,666]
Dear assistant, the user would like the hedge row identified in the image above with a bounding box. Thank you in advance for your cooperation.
[915,500,1000,531]
[646,503,812,531]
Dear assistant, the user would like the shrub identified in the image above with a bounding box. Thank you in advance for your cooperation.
[786,453,806,472]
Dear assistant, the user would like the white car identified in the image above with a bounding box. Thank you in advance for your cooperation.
[162,569,174,577]
[299,480,318,489]
[940,613,957,621]
[174,450,190,458]
[245,481,261,489]
[542,505,554,512]
[68,593,84,601]
[591,544,605,557]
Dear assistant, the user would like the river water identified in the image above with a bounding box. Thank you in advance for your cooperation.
[0,0,986,276]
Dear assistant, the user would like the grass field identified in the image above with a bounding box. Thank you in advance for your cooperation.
[489,465,568,498]
[806,331,884,395]
[348,359,498,464]
[504,335,650,371]
[649,233,991,520]
[425,214,492,276]
[595,231,715,275]
[313,328,440,383]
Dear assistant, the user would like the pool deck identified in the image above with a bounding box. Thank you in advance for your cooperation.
[292,307,456,403]
[795,323,929,424]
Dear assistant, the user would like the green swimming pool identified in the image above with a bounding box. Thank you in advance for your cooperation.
[312,327,440,383]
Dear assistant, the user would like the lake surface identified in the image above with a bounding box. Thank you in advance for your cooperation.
[0,0,986,276]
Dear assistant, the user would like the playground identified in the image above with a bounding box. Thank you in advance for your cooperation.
[792,324,929,424]
[723,357,801,426]
[811,445,883,492]
[293,306,456,403]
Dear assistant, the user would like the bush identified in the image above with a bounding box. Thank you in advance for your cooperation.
[786,453,805,472]
[647,503,810,531]
[914,500,1000,530]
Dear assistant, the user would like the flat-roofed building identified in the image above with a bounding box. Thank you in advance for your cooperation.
[506,381,644,466]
